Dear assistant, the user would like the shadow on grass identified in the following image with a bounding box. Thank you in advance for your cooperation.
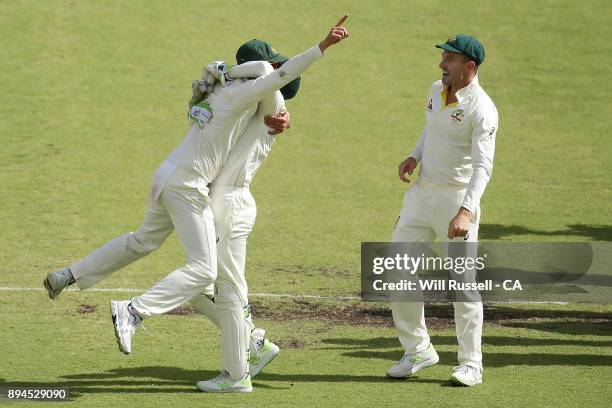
[479,224,612,241]
[0,367,219,398]
[418,305,612,321]
[255,373,446,385]
[341,350,612,367]
[500,320,612,336]
[323,334,612,349]
[0,365,450,398]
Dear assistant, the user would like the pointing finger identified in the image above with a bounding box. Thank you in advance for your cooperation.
[335,14,349,27]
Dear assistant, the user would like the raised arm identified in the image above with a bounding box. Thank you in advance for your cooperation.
[228,61,275,79]
[227,15,350,108]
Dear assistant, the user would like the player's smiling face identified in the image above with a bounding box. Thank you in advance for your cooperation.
[439,50,469,87]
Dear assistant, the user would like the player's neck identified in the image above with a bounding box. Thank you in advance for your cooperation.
[448,74,475,103]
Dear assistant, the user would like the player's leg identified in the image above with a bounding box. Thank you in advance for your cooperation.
[111,185,217,355]
[214,188,280,376]
[196,279,252,393]
[130,187,217,316]
[44,163,176,299]
[190,292,275,378]
[195,191,252,390]
[388,184,439,378]
[44,198,174,299]
[72,205,174,289]
[431,186,483,385]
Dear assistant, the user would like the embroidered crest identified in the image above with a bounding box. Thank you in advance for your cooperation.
[450,108,464,123]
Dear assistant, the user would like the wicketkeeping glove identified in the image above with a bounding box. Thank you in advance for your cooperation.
[188,101,213,129]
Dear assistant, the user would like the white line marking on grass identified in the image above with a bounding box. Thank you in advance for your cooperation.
[0,287,571,304]
[0,286,360,300]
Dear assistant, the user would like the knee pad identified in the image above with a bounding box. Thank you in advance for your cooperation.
[215,281,249,380]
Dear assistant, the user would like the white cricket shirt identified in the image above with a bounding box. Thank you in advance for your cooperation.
[409,76,498,212]
[151,45,323,203]
[211,64,286,188]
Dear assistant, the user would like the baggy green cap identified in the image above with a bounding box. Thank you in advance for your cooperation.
[236,39,288,64]
[235,39,300,100]
[436,34,485,65]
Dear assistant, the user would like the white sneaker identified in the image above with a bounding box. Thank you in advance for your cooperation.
[249,337,280,377]
[387,343,439,378]
[196,371,252,393]
[43,268,73,299]
[450,365,483,386]
[110,300,144,355]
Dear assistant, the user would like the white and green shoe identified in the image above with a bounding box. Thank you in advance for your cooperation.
[387,343,439,378]
[450,365,483,386]
[249,338,280,377]
[196,371,252,393]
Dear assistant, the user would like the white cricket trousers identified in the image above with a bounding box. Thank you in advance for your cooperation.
[390,179,483,369]
[209,186,257,303]
[70,166,217,316]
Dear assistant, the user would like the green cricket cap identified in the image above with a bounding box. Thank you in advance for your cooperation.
[436,34,485,65]
[235,39,301,100]
[236,39,288,64]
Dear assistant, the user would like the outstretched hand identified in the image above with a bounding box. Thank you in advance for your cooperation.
[319,15,350,52]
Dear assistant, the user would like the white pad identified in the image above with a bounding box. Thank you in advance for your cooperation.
[215,281,249,380]
[190,295,254,331]
[250,327,265,353]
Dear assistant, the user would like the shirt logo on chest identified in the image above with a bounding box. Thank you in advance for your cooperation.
[426,99,433,112]
[450,108,464,123]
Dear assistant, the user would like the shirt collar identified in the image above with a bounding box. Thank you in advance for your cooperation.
[455,75,479,102]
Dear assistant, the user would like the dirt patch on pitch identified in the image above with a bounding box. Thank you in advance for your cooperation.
[250,299,455,329]
[166,306,200,316]
[76,304,97,314]
[164,298,612,332]
[249,300,612,330]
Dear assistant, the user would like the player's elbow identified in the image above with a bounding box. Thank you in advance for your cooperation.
[260,61,275,75]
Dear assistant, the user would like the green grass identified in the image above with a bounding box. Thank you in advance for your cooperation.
[0,0,611,406]
[1,293,611,407]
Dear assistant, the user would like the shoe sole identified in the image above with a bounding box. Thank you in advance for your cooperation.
[386,354,440,379]
[110,301,129,355]
[449,375,481,387]
[43,278,57,300]
[196,386,253,393]
[250,344,280,378]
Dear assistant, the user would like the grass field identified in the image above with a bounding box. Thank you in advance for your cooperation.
[1,0,611,407]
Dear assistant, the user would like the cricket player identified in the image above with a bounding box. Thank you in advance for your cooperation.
[387,35,498,386]
[44,58,291,381]
[44,16,350,393]
[189,43,302,390]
